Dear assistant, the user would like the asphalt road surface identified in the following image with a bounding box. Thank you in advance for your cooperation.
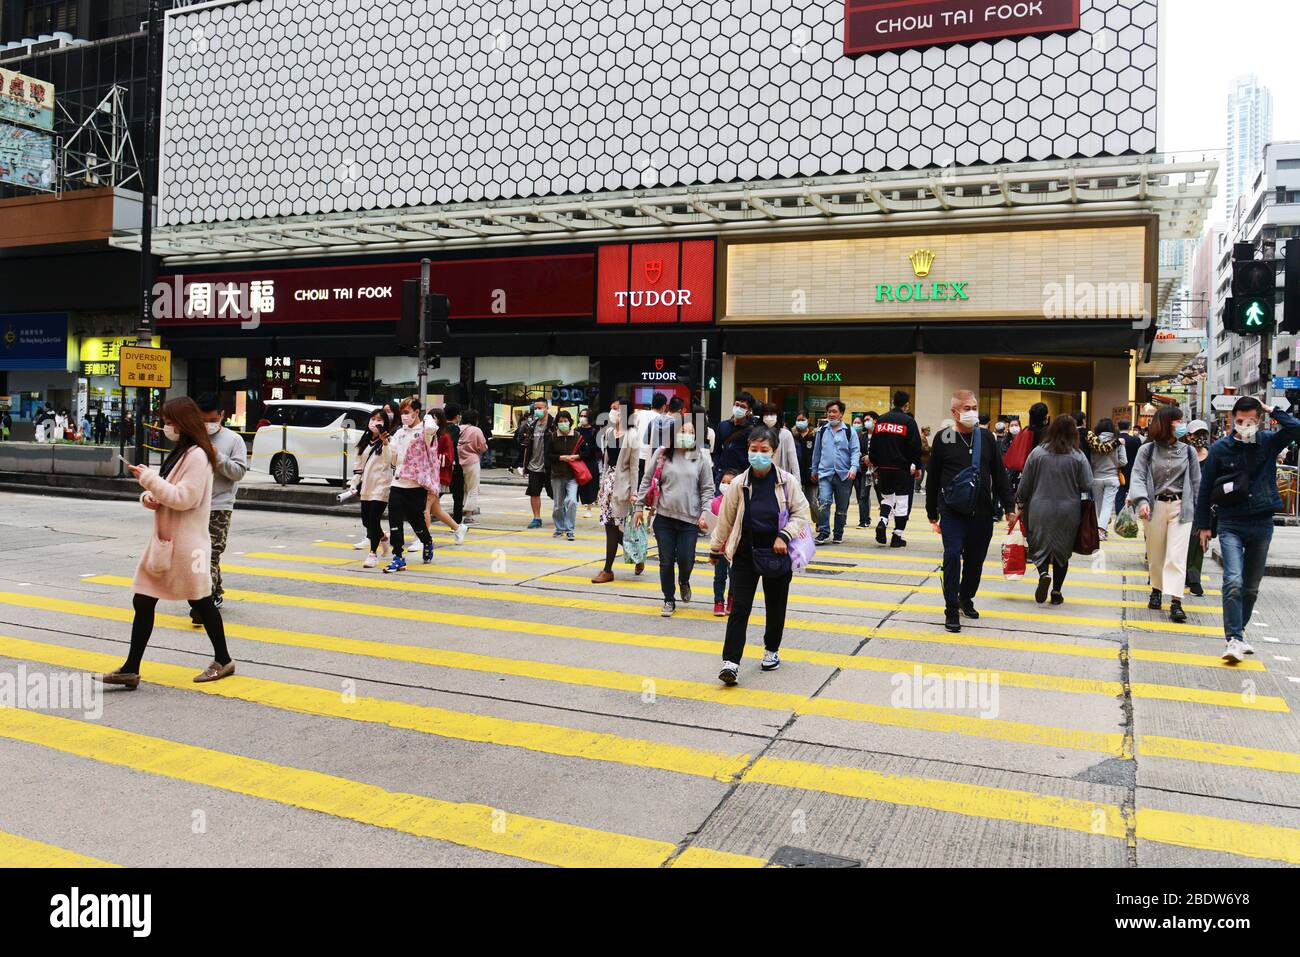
[1,484,1299,868]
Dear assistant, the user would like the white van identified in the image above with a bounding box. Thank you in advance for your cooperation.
[250,400,376,485]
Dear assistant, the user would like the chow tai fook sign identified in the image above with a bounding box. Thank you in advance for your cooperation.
[598,240,715,324]
[156,253,595,326]
[845,0,1081,55]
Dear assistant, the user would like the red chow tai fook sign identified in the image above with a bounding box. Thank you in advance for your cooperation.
[597,240,715,324]
[845,0,1081,55]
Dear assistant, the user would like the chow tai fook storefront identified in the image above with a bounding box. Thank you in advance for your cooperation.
[155,239,718,436]
[717,218,1154,431]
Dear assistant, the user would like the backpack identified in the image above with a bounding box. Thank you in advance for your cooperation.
[1002,427,1034,472]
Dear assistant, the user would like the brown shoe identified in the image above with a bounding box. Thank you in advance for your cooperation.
[635,561,645,576]
[590,570,615,584]
[193,661,235,683]
[98,670,140,690]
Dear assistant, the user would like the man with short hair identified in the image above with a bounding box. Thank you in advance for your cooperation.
[444,402,466,524]
[868,390,924,547]
[1115,419,1141,515]
[194,394,248,621]
[1194,397,1300,663]
[927,390,1015,632]
[516,399,552,528]
[714,393,756,483]
[810,400,860,544]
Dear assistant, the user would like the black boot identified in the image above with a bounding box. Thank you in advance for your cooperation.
[1169,599,1187,624]
[1148,588,1162,610]
[944,608,961,632]
[1035,572,1052,604]
[960,600,980,619]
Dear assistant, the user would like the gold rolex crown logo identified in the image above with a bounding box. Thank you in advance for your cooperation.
[909,248,935,278]
[817,358,829,372]
[1032,361,1044,375]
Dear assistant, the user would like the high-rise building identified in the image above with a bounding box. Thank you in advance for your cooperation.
[1225,74,1274,219]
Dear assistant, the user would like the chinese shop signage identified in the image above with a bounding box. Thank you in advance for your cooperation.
[845,0,1081,56]
[0,67,55,131]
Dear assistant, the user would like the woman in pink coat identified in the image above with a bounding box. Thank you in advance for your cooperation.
[100,397,234,689]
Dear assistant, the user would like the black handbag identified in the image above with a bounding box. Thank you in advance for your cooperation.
[751,546,792,577]
[940,426,983,517]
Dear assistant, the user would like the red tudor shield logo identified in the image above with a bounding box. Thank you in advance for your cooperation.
[644,259,663,285]
[654,358,665,371]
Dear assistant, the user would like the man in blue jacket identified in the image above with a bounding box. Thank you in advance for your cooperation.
[1194,397,1300,663]
[811,400,861,544]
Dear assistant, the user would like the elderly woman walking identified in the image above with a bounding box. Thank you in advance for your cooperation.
[99,397,234,688]
[1015,414,1095,606]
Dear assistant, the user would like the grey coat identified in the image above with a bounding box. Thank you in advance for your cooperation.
[634,447,715,525]
[1127,440,1201,525]
[1016,445,1094,569]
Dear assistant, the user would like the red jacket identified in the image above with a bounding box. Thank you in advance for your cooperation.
[434,431,454,488]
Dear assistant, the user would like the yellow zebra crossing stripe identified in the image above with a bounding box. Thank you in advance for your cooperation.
[0,830,119,868]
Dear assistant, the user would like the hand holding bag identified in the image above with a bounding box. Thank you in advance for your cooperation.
[642,450,666,510]
[622,517,649,566]
[1001,515,1027,580]
[569,434,593,486]
[1074,494,1101,556]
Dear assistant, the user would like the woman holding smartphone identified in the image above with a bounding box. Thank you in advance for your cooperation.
[99,397,233,688]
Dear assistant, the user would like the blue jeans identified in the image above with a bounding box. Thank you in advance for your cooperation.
[714,553,731,603]
[551,477,577,533]
[817,474,853,539]
[653,514,699,603]
[1217,515,1274,640]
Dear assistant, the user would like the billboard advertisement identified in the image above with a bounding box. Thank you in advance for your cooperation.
[0,122,55,191]
[0,66,55,131]
[0,313,70,371]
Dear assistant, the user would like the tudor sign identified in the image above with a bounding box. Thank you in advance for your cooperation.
[845,0,1081,56]
[598,240,714,324]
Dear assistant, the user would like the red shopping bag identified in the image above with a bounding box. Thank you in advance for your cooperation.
[1002,516,1028,580]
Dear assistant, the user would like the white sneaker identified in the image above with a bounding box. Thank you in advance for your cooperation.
[1238,637,1256,655]
[353,537,369,550]
[719,661,740,686]
[1222,638,1247,664]
[363,552,378,568]
[454,523,468,545]
[761,649,781,672]
[407,542,420,553]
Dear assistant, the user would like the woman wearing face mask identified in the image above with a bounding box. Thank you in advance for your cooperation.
[1086,418,1128,540]
[792,410,820,528]
[710,429,812,685]
[99,397,234,689]
[383,398,438,573]
[1014,415,1094,606]
[854,412,878,528]
[575,408,601,517]
[547,409,582,540]
[1181,420,1212,597]
[634,419,715,617]
[1128,406,1201,623]
[351,406,395,568]
[592,398,643,582]
[760,402,800,476]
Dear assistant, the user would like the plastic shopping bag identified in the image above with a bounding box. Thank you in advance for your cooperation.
[622,518,649,566]
[1113,504,1139,539]
[1001,518,1027,580]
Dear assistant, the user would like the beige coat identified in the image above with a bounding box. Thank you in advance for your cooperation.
[131,445,215,601]
[351,440,393,502]
[602,426,640,517]
[709,465,812,562]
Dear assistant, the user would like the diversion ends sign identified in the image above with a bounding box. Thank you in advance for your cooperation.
[119,346,172,388]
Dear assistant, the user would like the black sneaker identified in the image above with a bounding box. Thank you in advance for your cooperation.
[1188,583,1204,597]
[1147,588,1162,610]
[944,609,961,632]
[815,531,831,544]
[889,533,906,548]
[960,601,980,620]
[1169,599,1187,624]
[1035,574,1052,604]
[857,522,870,528]
[1050,592,1064,606]
[875,521,887,544]
[212,595,223,609]
[832,536,844,545]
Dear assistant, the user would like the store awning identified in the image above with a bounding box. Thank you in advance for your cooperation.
[110,156,1218,266]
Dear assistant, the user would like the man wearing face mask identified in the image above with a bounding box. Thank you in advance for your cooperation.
[792,409,819,527]
[869,390,924,547]
[714,394,756,485]
[1194,397,1300,663]
[194,394,248,618]
[853,412,878,528]
[926,390,1015,631]
[810,400,861,544]
[515,398,552,528]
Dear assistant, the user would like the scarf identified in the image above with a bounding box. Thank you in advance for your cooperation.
[1086,431,1119,455]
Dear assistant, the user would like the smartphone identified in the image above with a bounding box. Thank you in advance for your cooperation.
[114,453,136,470]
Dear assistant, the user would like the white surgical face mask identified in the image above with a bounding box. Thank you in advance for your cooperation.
[205,421,221,435]
[677,433,696,449]
[609,409,620,424]
[763,415,778,427]
[719,482,731,493]
[795,419,808,429]
[732,405,747,420]
[958,410,979,428]
[402,414,418,429]
[163,425,179,443]
[1010,425,1021,435]
[1235,422,1259,443]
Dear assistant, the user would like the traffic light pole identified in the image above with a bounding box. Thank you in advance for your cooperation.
[133,0,161,467]
[1259,327,1272,402]
[417,258,430,407]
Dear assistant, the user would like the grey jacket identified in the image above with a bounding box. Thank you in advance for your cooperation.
[1127,440,1200,524]
[634,447,715,524]
[209,425,248,511]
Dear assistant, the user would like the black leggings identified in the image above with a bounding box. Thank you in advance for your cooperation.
[361,500,387,552]
[603,523,624,573]
[1037,559,1069,592]
[388,485,432,554]
[123,593,230,673]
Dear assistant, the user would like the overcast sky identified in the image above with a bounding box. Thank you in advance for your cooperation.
[1162,0,1300,219]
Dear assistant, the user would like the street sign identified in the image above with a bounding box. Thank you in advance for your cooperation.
[1273,376,1300,391]
[1211,394,1239,412]
[119,346,172,388]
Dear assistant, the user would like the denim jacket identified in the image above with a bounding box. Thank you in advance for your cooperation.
[1193,408,1300,528]
[811,421,862,480]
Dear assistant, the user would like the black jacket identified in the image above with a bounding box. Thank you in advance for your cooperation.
[869,408,923,472]
[926,426,1015,522]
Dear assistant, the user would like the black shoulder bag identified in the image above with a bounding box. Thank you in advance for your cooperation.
[940,427,983,517]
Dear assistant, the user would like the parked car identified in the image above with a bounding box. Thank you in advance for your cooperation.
[251,400,374,485]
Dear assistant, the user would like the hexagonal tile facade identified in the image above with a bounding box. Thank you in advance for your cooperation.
[159,0,1159,226]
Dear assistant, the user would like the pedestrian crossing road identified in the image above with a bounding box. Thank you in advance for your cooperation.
[2,485,1299,868]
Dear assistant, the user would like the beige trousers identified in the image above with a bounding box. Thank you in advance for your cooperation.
[1146,498,1191,600]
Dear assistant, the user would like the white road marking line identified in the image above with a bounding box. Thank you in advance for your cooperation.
[1288,676,1300,685]
[1263,637,1281,643]
[1272,656,1292,662]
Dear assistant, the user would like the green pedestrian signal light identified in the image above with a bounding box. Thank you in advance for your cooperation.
[1236,297,1272,335]
[1245,301,1266,327]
